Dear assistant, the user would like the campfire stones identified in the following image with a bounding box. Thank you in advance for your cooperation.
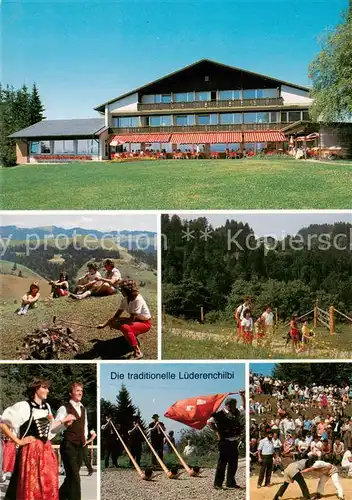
[19,324,79,360]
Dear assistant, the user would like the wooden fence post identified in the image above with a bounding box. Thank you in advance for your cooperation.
[314,300,318,329]
[200,307,204,324]
[329,306,335,335]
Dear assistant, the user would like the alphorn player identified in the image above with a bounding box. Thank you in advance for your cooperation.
[207,391,246,490]
[148,414,165,466]
[128,416,144,467]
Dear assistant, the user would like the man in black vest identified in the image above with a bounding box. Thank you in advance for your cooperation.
[148,414,165,466]
[128,416,144,466]
[101,415,120,468]
[56,382,88,500]
[207,391,246,490]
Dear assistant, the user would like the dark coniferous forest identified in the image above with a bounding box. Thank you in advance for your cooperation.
[162,215,352,321]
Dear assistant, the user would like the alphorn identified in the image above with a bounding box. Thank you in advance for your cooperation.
[137,424,179,479]
[158,424,200,477]
[109,421,152,481]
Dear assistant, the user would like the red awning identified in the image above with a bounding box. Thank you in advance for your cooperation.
[109,133,171,145]
[243,131,286,142]
[170,132,242,144]
[306,132,319,140]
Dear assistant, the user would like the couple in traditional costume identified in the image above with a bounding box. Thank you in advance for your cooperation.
[0,377,90,500]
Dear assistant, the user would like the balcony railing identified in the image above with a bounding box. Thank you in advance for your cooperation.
[137,97,284,112]
[111,123,289,134]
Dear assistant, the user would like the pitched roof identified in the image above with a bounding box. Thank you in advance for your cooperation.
[94,58,310,112]
[9,118,106,138]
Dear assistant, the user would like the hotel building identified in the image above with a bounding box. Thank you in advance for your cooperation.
[9,59,349,163]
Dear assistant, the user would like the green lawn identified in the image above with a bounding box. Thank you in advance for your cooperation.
[1,158,351,209]
[162,316,352,360]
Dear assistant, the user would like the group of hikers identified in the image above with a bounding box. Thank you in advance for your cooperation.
[234,296,315,352]
[16,259,152,359]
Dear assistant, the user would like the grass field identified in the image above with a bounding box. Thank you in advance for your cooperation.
[1,159,352,209]
[0,259,157,360]
[162,316,352,359]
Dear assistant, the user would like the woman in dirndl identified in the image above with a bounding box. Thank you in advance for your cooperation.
[1,377,75,500]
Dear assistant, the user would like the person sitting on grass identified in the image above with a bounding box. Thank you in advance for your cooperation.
[49,272,69,298]
[241,309,254,345]
[97,280,152,359]
[70,259,121,300]
[74,262,102,293]
[17,282,40,315]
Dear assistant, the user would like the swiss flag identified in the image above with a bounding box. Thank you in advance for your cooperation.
[164,393,236,430]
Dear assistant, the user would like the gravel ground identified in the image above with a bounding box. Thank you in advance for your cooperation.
[101,460,246,500]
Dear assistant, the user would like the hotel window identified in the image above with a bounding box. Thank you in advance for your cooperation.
[270,111,279,123]
[30,141,39,154]
[54,141,64,153]
[243,89,256,99]
[220,113,233,124]
[63,140,75,153]
[174,93,188,102]
[54,140,75,154]
[40,141,51,154]
[288,111,302,122]
[175,115,188,126]
[243,112,257,124]
[77,140,99,155]
[257,89,279,98]
[150,115,172,126]
[115,116,138,127]
[281,112,288,123]
[141,94,155,104]
[219,90,232,100]
[302,111,310,120]
[197,114,211,125]
[195,91,211,101]
[161,94,171,103]
[257,112,270,123]
[220,113,242,124]
[219,90,242,100]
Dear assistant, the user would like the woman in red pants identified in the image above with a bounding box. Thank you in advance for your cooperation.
[98,280,152,359]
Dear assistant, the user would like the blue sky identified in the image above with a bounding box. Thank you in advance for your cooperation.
[100,362,245,435]
[180,212,352,238]
[250,363,275,376]
[2,0,348,119]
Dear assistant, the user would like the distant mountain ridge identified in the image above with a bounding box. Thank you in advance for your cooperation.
[0,225,156,239]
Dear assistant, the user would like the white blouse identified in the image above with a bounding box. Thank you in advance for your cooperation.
[1,401,59,440]
[119,295,151,319]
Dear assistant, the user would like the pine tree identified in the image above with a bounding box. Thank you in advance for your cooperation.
[12,262,17,272]
[115,384,137,436]
[0,85,17,166]
[29,83,45,124]
[0,83,45,166]
[13,85,31,131]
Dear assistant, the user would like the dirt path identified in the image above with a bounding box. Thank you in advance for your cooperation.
[250,474,352,500]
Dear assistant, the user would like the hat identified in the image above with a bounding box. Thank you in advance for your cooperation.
[152,414,159,419]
